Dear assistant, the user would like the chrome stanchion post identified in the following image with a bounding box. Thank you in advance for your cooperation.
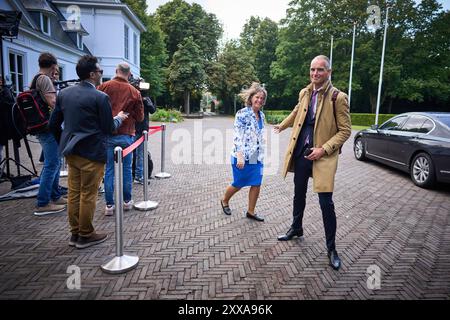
[134,131,158,211]
[101,147,139,274]
[60,156,68,177]
[155,124,171,179]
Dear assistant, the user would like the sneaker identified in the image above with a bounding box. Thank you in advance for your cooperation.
[134,178,151,185]
[52,197,67,205]
[34,203,66,216]
[69,234,78,247]
[75,232,108,249]
[124,200,134,211]
[105,205,115,216]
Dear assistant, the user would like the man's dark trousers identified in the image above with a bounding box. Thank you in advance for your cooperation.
[292,153,337,252]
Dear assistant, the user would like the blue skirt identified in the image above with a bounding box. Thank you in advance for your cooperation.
[231,156,263,188]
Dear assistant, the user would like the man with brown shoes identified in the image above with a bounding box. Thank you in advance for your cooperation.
[49,55,127,248]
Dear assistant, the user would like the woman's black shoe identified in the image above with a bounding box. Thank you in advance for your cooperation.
[246,212,264,222]
[220,200,232,215]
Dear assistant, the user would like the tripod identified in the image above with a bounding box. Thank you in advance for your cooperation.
[0,137,38,183]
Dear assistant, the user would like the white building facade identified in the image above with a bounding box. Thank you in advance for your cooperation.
[0,0,146,93]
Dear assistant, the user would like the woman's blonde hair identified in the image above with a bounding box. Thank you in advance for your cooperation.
[239,82,267,107]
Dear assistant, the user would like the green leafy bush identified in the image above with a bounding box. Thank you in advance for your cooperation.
[151,109,184,123]
[264,110,397,126]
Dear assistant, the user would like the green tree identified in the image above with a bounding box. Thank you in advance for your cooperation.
[140,14,168,100]
[121,0,168,101]
[240,16,262,60]
[168,37,206,114]
[156,0,223,62]
[271,0,449,112]
[207,41,259,114]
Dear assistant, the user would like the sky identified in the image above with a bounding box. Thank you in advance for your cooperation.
[146,0,450,40]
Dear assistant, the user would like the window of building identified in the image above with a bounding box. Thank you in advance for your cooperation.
[77,33,83,50]
[40,13,51,36]
[133,33,137,64]
[124,24,129,60]
[58,65,64,81]
[9,52,25,95]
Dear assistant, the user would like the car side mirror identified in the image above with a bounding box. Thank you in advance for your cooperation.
[371,124,379,130]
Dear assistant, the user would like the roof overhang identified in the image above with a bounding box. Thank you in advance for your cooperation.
[60,21,89,35]
[22,0,57,16]
[52,0,147,33]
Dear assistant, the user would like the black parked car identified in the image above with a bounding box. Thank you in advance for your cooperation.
[353,112,450,188]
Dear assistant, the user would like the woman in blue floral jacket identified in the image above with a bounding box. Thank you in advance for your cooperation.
[220,83,267,222]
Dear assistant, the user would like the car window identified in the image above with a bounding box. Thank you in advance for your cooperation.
[436,116,450,128]
[401,115,428,133]
[380,116,408,131]
[420,120,434,133]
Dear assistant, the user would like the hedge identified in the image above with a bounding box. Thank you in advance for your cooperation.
[264,110,396,125]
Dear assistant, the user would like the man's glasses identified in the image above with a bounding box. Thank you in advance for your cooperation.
[94,69,103,75]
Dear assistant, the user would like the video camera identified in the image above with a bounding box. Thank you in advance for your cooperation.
[53,79,80,90]
[128,75,150,91]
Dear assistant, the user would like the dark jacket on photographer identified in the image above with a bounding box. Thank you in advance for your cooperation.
[135,96,156,136]
[0,83,21,145]
[97,77,144,136]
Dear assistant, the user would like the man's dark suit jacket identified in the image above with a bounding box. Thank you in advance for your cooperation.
[49,81,118,163]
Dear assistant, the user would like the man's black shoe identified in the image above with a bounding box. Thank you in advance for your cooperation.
[246,212,264,222]
[277,228,303,241]
[328,250,341,270]
[220,200,232,215]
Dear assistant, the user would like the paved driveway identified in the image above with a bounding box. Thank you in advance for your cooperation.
[0,116,449,300]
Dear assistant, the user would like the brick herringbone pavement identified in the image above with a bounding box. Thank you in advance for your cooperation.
[0,116,449,300]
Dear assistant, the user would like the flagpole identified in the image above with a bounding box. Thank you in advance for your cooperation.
[375,6,389,126]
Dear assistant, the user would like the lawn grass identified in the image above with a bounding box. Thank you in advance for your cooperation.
[352,125,370,131]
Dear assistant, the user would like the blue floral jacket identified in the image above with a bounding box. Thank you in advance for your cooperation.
[231,106,266,163]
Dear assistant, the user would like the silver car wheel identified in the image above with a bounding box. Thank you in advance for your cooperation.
[355,139,363,159]
[413,156,429,184]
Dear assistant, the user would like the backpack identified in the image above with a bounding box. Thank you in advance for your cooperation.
[132,150,154,179]
[15,74,51,135]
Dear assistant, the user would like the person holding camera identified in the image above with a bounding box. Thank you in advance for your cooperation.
[273,55,351,270]
[97,63,144,216]
[0,76,16,164]
[133,88,156,184]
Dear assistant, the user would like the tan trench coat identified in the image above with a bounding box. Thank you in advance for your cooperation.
[279,81,351,192]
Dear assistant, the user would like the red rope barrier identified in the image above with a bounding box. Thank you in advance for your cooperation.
[123,136,144,158]
[121,126,163,158]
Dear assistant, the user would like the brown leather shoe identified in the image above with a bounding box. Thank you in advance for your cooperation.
[76,232,108,249]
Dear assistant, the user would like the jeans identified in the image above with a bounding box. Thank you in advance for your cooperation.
[293,153,337,252]
[36,132,61,207]
[104,135,133,206]
[134,134,144,181]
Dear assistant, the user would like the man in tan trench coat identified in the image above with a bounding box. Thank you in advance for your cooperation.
[274,55,351,270]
